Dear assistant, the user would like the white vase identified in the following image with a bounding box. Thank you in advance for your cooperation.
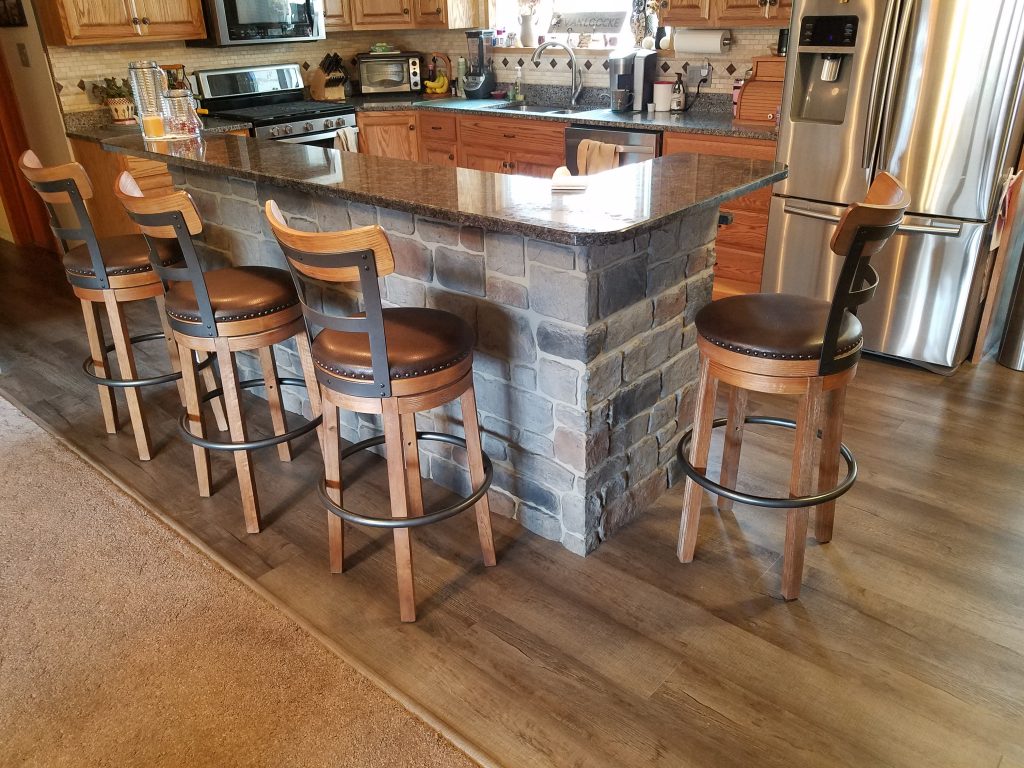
[519,12,536,48]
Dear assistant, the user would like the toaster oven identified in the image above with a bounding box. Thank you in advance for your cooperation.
[357,52,423,94]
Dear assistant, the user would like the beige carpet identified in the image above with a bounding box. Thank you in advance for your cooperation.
[0,395,475,768]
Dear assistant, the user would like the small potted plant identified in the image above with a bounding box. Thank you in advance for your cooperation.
[92,77,136,124]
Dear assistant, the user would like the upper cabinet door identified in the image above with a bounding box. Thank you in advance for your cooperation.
[715,0,779,24]
[412,0,446,27]
[772,0,791,22]
[325,0,351,29]
[52,0,139,42]
[135,0,205,40]
[351,0,412,27]
[659,0,711,25]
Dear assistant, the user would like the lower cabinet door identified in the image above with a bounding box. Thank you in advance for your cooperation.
[356,112,420,162]
[460,143,510,174]
[421,140,458,167]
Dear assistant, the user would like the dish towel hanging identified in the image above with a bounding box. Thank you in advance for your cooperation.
[577,139,618,175]
[334,126,359,152]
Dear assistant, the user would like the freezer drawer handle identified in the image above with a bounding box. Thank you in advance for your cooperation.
[783,203,961,237]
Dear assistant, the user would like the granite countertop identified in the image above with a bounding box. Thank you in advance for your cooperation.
[89,130,784,245]
[346,95,778,141]
[65,112,252,140]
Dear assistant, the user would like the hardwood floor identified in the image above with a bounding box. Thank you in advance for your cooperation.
[2,241,1023,768]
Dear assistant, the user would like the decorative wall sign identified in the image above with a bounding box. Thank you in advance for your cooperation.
[548,12,628,35]
[0,0,27,27]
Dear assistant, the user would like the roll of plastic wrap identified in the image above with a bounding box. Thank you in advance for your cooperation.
[673,29,730,55]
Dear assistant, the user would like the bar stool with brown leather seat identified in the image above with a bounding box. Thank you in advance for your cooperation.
[265,200,496,622]
[115,171,322,534]
[676,172,910,600]
[17,149,217,461]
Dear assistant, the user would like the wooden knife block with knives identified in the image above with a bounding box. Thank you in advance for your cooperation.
[736,56,786,124]
[311,53,348,101]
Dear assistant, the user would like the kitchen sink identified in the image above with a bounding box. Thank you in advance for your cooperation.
[488,102,591,116]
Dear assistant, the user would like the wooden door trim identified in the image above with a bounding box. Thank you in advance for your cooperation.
[0,49,54,250]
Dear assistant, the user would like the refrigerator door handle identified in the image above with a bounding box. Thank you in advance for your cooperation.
[783,202,963,236]
[877,0,916,163]
[862,0,903,169]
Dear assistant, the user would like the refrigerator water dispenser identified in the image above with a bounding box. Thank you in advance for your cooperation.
[791,15,859,124]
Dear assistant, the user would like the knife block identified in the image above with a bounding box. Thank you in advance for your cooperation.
[310,69,346,102]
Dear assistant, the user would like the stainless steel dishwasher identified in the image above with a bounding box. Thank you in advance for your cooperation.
[564,125,661,175]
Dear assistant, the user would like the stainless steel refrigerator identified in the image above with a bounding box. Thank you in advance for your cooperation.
[764,0,1024,370]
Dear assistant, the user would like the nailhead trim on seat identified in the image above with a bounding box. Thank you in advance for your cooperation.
[313,349,471,381]
[167,299,299,324]
[701,334,863,361]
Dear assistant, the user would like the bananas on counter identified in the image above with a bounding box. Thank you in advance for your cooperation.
[425,72,449,94]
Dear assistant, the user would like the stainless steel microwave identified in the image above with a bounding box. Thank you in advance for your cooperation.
[192,0,325,46]
[357,53,423,94]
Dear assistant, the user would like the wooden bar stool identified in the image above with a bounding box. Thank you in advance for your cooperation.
[265,201,496,622]
[116,172,321,534]
[677,172,910,599]
[17,150,209,461]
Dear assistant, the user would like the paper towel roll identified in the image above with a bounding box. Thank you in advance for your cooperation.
[673,29,730,55]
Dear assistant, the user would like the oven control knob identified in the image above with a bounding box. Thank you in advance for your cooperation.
[269,126,280,137]
[324,119,335,129]
[304,121,314,132]
[284,125,294,135]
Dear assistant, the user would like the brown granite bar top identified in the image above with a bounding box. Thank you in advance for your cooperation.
[82,130,784,246]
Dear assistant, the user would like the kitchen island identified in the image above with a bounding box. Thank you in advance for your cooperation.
[75,128,783,555]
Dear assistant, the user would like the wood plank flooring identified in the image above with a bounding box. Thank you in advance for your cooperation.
[2,241,1023,768]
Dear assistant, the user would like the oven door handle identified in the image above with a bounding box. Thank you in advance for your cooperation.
[273,128,355,144]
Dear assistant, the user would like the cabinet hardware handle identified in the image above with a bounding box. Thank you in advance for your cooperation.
[435,7,442,14]
[448,154,454,160]
[503,133,515,138]
[430,126,442,130]
[409,124,415,130]
[660,0,667,7]
[132,16,140,23]
[142,16,150,23]
[403,7,409,13]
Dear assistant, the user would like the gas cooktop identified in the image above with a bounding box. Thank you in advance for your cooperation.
[212,100,355,125]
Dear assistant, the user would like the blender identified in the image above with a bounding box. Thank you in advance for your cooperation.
[463,29,496,99]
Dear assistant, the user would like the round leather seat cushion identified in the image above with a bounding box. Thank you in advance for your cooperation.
[313,307,475,381]
[696,293,863,365]
[164,266,298,324]
[63,234,181,277]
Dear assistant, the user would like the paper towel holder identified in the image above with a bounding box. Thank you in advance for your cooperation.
[672,28,733,54]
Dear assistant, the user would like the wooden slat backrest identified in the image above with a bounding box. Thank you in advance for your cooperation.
[114,170,203,238]
[264,200,395,283]
[18,150,94,204]
[830,172,911,258]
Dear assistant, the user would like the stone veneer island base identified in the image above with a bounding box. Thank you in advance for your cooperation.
[77,129,784,556]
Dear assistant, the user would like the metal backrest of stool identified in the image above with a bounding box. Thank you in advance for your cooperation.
[264,200,397,399]
[114,171,219,338]
[819,172,910,375]
[18,150,111,291]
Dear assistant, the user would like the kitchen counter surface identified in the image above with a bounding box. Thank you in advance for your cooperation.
[86,129,784,246]
[348,95,778,141]
[66,114,252,141]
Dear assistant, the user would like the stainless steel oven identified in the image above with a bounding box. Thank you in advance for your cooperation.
[193,0,325,46]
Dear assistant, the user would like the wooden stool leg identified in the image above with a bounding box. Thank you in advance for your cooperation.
[214,337,261,534]
[257,345,291,462]
[460,383,496,567]
[178,341,212,497]
[382,398,417,623]
[103,292,152,461]
[197,351,229,433]
[295,333,323,453]
[718,385,749,513]
[321,399,344,573]
[815,385,847,544]
[155,295,186,406]
[399,412,425,518]
[79,299,118,434]
[678,355,719,563]
[782,377,824,600]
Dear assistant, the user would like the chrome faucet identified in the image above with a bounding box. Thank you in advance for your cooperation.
[530,41,583,108]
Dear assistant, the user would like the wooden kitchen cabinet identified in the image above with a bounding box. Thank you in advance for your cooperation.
[69,138,173,237]
[350,0,413,28]
[418,113,458,167]
[661,131,777,299]
[458,116,564,178]
[37,0,205,45]
[357,111,420,163]
[661,0,789,28]
[325,0,351,30]
[350,0,477,29]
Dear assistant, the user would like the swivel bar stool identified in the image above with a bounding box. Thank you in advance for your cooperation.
[677,172,909,599]
[265,201,496,622]
[116,172,321,534]
[18,150,211,461]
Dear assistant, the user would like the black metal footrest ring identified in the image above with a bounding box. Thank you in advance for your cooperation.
[178,376,322,451]
[82,332,214,388]
[676,415,857,509]
[318,431,493,530]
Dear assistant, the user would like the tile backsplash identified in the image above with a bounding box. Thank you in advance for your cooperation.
[50,27,782,113]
